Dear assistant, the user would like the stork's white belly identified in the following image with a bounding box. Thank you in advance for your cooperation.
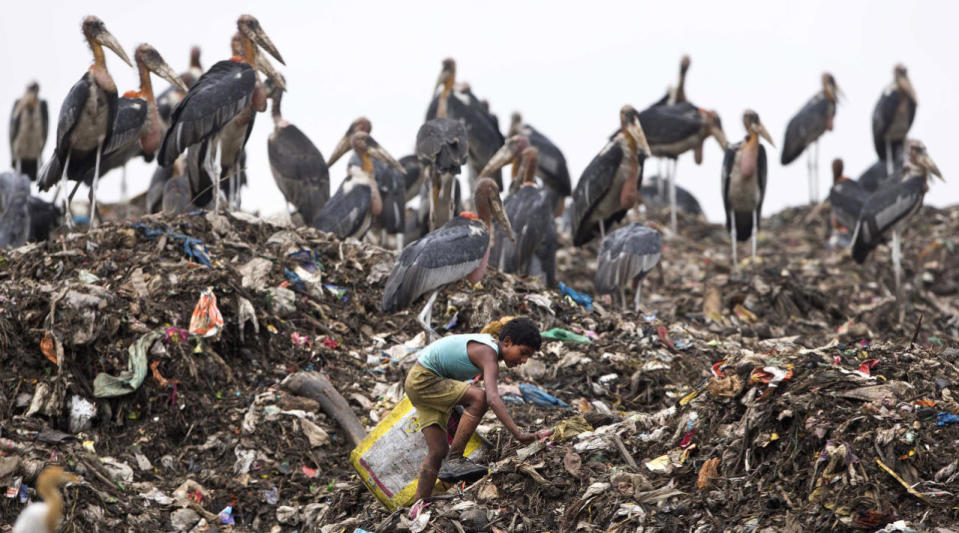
[727,150,760,213]
[11,106,45,159]
[69,87,110,153]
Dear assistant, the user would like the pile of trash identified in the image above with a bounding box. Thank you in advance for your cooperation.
[0,204,957,532]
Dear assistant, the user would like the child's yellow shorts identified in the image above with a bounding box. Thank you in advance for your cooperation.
[405,362,471,430]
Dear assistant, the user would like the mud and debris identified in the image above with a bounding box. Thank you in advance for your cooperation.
[1,204,957,532]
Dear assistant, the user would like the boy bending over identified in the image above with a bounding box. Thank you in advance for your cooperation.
[405,317,552,516]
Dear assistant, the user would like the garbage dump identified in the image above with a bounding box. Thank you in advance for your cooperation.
[0,205,957,532]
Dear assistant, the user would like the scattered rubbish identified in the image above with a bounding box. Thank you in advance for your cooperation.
[936,412,959,426]
[188,288,224,337]
[93,330,164,398]
[68,395,97,433]
[520,382,571,408]
[541,328,591,344]
[559,281,593,311]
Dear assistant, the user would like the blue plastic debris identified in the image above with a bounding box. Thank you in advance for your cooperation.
[218,505,235,525]
[284,268,307,292]
[288,249,322,273]
[502,394,526,405]
[520,382,571,409]
[129,223,212,267]
[936,412,959,426]
[444,312,459,331]
[559,281,593,311]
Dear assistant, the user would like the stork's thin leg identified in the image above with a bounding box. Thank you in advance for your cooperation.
[89,138,103,230]
[751,209,758,261]
[885,140,894,178]
[58,152,73,229]
[657,159,665,197]
[396,232,404,251]
[814,140,820,203]
[730,211,738,272]
[892,229,902,301]
[669,159,678,236]
[14,159,20,174]
[619,288,627,309]
[633,283,642,313]
[417,290,440,343]
[211,140,222,215]
[599,219,606,242]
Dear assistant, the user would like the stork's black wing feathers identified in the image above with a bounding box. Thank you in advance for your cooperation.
[638,104,702,146]
[311,180,372,240]
[268,123,330,222]
[828,179,867,231]
[871,89,916,160]
[380,216,488,312]
[8,101,19,154]
[721,142,738,233]
[781,93,833,165]
[36,75,92,190]
[571,139,625,246]
[104,97,148,155]
[159,60,256,166]
[40,100,48,153]
[595,223,662,293]
[526,125,571,196]
[852,176,924,263]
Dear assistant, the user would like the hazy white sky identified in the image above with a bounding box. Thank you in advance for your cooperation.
[1,0,956,223]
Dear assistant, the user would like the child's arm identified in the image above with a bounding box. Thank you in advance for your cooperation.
[473,346,546,444]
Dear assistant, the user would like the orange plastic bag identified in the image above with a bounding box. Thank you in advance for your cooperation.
[189,288,224,337]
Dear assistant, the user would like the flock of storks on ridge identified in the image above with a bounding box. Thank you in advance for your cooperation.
[5,15,944,337]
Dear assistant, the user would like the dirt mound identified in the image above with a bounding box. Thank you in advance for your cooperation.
[1,205,957,532]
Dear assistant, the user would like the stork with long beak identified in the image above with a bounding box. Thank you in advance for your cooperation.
[638,102,726,235]
[721,110,774,271]
[381,178,515,341]
[872,64,917,176]
[570,105,652,246]
[71,44,188,207]
[37,16,133,229]
[312,131,405,240]
[781,73,842,203]
[505,112,572,211]
[425,58,504,191]
[488,146,559,287]
[416,117,469,231]
[852,140,942,300]
[266,76,330,224]
[158,14,285,215]
[9,82,48,181]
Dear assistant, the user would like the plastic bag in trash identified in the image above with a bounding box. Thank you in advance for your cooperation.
[559,282,593,311]
[93,330,164,398]
[189,288,223,337]
[541,328,591,344]
[520,382,571,409]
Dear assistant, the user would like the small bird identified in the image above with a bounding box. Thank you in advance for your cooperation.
[9,81,48,180]
[595,223,662,311]
[12,466,80,533]
[721,110,774,270]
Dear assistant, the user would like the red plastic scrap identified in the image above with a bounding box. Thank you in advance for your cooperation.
[711,361,728,378]
[657,325,677,351]
[321,337,339,349]
[302,465,318,478]
[679,429,696,449]
[189,288,224,337]
[857,359,879,376]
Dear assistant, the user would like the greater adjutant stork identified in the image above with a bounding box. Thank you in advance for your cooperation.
[852,140,942,297]
[9,82,48,180]
[827,158,865,248]
[266,77,329,224]
[328,118,406,247]
[872,64,917,176]
[425,58,504,191]
[37,16,133,228]
[380,178,514,340]
[489,146,558,287]
[157,46,203,127]
[595,223,662,311]
[158,14,285,214]
[571,105,652,246]
[74,44,188,204]
[781,73,841,204]
[416,117,469,231]
[639,102,726,234]
[721,110,774,270]
[653,55,691,107]
[507,112,571,211]
[312,131,405,240]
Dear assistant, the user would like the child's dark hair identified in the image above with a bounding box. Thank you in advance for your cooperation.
[499,317,541,350]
